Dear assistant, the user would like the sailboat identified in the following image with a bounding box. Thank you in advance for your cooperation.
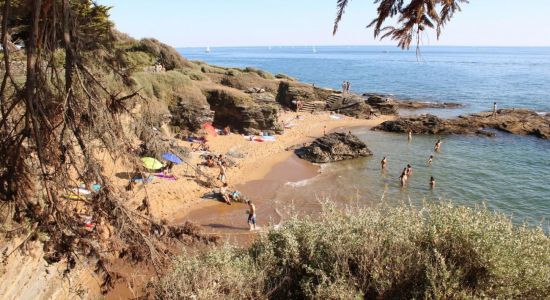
[205,46,211,53]
[312,46,317,53]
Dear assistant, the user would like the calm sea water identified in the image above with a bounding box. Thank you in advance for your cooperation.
[179,46,550,226]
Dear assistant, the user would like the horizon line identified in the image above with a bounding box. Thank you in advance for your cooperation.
[176,44,550,49]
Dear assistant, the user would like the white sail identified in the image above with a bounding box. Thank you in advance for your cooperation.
[205,46,211,53]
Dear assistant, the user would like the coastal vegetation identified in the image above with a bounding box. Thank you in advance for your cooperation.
[153,202,550,299]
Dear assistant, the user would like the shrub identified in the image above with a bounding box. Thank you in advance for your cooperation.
[152,202,550,299]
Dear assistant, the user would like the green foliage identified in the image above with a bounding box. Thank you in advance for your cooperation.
[153,203,550,299]
[132,71,193,101]
[244,67,275,79]
[125,51,156,71]
[129,38,191,70]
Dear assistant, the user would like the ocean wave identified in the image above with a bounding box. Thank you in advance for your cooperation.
[285,177,316,187]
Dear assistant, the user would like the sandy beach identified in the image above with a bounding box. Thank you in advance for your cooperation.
[126,111,394,232]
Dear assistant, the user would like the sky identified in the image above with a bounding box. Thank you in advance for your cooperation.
[97,0,550,48]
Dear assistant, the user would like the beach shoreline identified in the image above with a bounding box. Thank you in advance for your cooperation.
[165,111,394,239]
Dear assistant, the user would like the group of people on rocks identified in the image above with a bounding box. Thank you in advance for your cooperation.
[381,131,442,190]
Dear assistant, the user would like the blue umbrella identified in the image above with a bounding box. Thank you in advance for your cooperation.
[162,152,183,164]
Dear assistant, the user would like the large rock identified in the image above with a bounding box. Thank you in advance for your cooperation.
[203,87,281,134]
[373,109,550,139]
[365,95,399,115]
[334,94,373,119]
[295,132,373,163]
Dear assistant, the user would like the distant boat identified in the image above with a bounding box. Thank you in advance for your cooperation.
[312,46,317,53]
[205,46,210,53]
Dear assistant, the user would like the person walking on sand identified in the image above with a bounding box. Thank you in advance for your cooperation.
[428,155,434,165]
[381,156,387,170]
[492,101,497,117]
[247,200,256,231]
[408,130,413,142]
[434,139,442,152]
[400,168,408,187]
[430,176,436,189]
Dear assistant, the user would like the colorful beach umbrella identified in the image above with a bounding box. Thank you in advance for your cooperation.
[141,157,164,170]
[162,152,183,164]
[203,122,217,136]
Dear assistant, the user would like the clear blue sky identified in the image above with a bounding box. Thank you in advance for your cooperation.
[98,0,550,47]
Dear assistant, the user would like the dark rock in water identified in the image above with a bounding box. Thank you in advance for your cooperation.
[395,100,463,110]
[373,109,550,139]
[295,132,373,163]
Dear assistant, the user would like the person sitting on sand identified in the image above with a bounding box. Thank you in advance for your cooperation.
[434,139,442,152]
[406,164,413,176]
[220,183,231,205]
[231,190,241,202]
[400,168,408,187]
[428,155,434,165]
[163,161,174,175]
[218,161,227,184]
[430,176,436,189]
[381,156,387,169]
[222,126,231,135]
[247,200,256,230]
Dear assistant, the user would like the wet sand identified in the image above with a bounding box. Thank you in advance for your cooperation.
[180,152,319,245]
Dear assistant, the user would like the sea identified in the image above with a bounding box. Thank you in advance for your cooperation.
[179,46,550,227]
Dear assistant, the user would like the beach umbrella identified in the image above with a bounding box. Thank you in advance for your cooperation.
[162,152,183,164]
[141,157,164,170]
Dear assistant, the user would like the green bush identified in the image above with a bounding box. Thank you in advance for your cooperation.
[153,202,550,299]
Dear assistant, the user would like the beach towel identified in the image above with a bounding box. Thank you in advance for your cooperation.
[154,173,178,181]
[330,114,342,120]
[261,135,277,142]
[284,123,295,129]
[130,175,154,183]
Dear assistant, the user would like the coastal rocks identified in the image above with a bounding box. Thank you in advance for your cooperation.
[295,132,373,163]
[332,94,374,119]
[169,98,214,132]
[365,95,399,115]
[203,88,281,134]
[373,109,550,139]
[276,81,318,108]
[395,100,463,110]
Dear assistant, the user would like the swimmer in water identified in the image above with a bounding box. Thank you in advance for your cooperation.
[430,176,436,189]
[428,155,434,165]
[381,156,387,170]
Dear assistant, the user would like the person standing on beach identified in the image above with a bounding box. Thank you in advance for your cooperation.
[434,139,442,152]
[218,161,227,184]
[247,200,256,230]
[492,101,497,117]
[381,156,387,170]
[346,81,351,93]
[342,81,347,95]
[323,125,327,136]
[430,176,436,189]
[408,130,413,142]
[428,155,434,165]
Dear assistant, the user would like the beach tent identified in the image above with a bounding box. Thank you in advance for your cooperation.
[162,152,183,164]
[202,123,217,136]
[141,157,164,170]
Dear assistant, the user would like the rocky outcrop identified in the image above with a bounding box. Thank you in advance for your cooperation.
[373,109,550,139]
[295,132,373,163]
[365,95,399,115]
[331,94,373,119]
[276,81,318,107]
[203,88,281,135]
[395,100,463,110]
